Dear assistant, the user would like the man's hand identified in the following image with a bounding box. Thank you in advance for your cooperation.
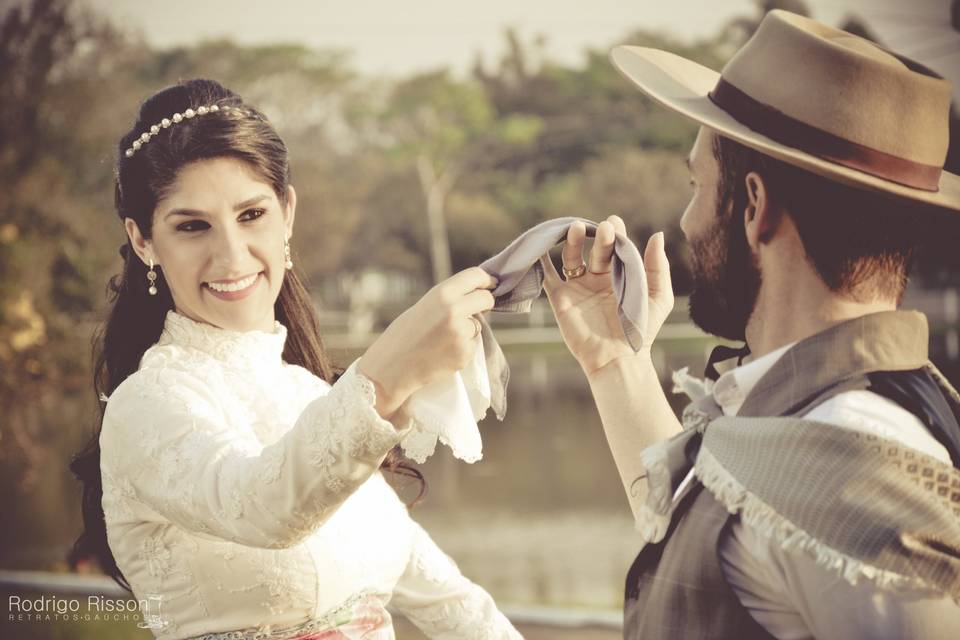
[540,215,674,376]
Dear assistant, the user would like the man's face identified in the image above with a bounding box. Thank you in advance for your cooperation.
[680,128,761,342]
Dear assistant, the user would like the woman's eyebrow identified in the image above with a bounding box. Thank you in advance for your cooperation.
[164,194,271,220]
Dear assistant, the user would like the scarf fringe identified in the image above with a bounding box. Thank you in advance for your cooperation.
[633,440,675,543]
[694,446,957,603]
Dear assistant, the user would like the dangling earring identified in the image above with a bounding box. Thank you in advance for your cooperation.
[147,258,158,295]
[284,238,293,270]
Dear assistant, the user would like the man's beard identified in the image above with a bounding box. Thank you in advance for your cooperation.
[687,214,762,342]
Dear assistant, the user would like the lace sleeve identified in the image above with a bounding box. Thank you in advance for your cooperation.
[100,362,402,549]
[391,521,523,639]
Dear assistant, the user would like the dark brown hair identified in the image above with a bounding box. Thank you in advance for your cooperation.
[68,79,424,592]
[712,134,925,304]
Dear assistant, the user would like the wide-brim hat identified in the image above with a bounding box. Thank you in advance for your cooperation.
[610,10,960,212]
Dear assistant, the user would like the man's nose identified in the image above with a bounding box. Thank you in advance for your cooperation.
[679,209,690,238]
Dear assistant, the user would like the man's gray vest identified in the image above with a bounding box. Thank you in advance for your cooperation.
[624,310,960,639]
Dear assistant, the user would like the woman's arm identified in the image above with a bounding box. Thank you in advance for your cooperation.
[101,267,499,549]
[101,362,403,549]
[359,267,498,419]
[390,520,522,639]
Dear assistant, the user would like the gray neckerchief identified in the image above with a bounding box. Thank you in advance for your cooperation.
[637,311,960,601]
[478,216,649,420]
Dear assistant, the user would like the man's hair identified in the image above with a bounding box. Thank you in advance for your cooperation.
[711,134,929,305]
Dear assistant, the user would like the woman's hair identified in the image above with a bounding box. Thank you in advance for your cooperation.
[68,79,424,592]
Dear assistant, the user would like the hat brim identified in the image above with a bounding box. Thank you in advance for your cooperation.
[610,45,960,212]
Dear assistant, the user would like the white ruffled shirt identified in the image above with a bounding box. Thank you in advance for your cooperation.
[99,310,521,640]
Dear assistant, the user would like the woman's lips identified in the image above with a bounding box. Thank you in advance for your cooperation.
[204,272,262,301]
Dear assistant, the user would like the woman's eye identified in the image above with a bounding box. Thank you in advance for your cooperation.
[177,221,209,232]
[176,209,265,233]
[240,208,266,221]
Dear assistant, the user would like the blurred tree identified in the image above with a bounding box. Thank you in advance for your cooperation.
[376,69,541,283]
[474,28,720,183]
[723,0,811,45]
[0,0,140,567]
[137,39,356,135]
[0,0,119,485]
[537,147,694,292]
[466,28,727,290]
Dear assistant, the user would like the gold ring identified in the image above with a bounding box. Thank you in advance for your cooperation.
[470,316,482,339]
[562,263,587,279]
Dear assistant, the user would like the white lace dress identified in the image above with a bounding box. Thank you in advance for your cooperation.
[99,310,521,640]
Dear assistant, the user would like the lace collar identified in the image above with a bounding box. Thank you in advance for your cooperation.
[157,309,287,371]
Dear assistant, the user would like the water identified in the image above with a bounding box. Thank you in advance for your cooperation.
[378,343,707,610]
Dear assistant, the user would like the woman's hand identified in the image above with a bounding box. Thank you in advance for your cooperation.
[540,215,674,377]
[358,267,498,419]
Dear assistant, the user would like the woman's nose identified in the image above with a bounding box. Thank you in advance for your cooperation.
[211,224,249,267]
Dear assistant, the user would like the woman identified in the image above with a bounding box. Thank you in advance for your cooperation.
[68,78,521,639]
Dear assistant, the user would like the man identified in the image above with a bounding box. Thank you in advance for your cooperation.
[540,10,960,639]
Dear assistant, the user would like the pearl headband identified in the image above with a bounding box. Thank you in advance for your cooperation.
[123,103,243,158]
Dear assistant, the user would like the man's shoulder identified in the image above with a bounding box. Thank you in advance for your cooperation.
[721,514,960,639]
[804,389,952,464]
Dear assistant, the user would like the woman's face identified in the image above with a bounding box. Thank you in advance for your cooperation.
[125,156,296,333]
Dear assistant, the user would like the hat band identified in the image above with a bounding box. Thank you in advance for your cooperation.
[708,77,942,191]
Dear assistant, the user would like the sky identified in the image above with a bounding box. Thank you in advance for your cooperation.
[73,0,957,85]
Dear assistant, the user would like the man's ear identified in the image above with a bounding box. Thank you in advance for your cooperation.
[284,185,297,240]
[123,217,155,265]
[743,171,779,250]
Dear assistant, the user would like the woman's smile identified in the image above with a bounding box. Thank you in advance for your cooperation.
[204,271,263,300]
